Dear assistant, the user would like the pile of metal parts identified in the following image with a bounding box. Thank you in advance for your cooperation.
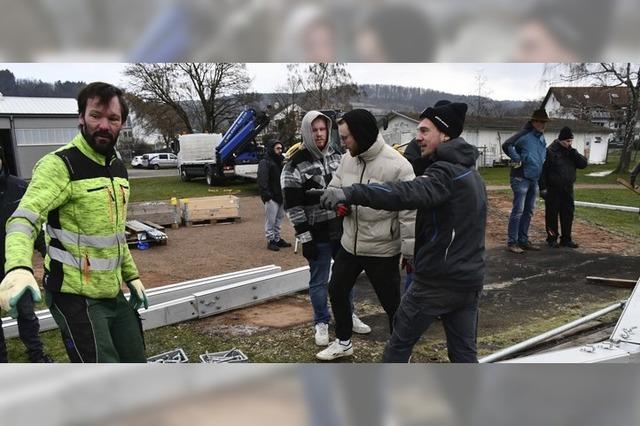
[147,348,189,363]
[480,276,640,363]
[199,348,248,363]
[126,219,168,247]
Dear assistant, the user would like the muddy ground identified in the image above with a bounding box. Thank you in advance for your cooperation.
[33,193,637,362]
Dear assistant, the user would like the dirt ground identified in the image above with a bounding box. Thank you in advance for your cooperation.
[131,193,639,289]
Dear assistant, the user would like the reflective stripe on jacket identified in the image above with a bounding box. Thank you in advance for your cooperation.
[5,133,139,298]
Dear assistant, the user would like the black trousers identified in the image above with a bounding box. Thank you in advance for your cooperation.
[0,292,45,363]
[329,247,401,341]
[544,187,575,243]
[383,284,481,363]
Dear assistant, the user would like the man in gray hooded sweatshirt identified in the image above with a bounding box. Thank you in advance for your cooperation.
[281,111,370,347]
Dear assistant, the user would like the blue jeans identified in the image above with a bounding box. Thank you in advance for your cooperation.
[263,200,284,242]
[307,241,353,325]
[383,285,480,363]
[507,176,538,246]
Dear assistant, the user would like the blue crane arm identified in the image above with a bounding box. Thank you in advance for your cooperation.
[215,109,269,164]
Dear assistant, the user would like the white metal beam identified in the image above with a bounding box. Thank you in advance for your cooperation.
[1,265,282,338]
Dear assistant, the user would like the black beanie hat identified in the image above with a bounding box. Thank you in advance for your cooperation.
[420,102,468,139]
[339,109,379,154]
[558,126,574,141]
[434,99,451,108]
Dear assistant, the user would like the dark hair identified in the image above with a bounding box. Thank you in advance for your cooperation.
[77,82,129,123]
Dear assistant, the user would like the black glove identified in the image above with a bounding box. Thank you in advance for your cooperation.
[302,241,318,261]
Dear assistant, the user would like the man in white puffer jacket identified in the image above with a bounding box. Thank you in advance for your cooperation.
[316,109,416,361]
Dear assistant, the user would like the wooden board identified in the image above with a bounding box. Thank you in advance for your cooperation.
[179,195,241,224]
[616,178,640,195]
[127,200,180,228]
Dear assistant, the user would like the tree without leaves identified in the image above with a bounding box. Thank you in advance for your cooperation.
[125,93,188,151]
[124,63,252,134]
[293,63,359,110]
[553,63,639,174]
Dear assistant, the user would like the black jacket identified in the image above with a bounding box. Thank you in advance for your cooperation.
[345,138,487,291]
[540,140,588,192]
[257,141,284,204]
[0,173,45,279]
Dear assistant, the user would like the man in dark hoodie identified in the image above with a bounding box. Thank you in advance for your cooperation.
[315,102,487,363]
[315,109,415,361]
[502,108,549,254]
[257,140,291,251]
[0,152,51,363]
[540,126,588,248]
[281,111,370,347]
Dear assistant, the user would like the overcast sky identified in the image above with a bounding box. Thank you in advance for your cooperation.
[0,63,549,101]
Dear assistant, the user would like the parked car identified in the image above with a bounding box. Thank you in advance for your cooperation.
[147,153,178,169]
[131,156,144,168]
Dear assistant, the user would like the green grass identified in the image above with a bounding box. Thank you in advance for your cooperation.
[128,176,259,202]
[574,188,638,207]
[575,207,639,238]
[479,152,637,186]
[573,188,639,238]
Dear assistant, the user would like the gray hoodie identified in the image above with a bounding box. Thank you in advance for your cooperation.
[281,111,343,242]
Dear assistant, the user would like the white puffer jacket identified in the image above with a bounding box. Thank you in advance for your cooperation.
[330,135,416,257]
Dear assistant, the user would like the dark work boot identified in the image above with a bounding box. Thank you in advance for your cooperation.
[276,239,292,248]
[267,240,280,251]
[561,240,579,248]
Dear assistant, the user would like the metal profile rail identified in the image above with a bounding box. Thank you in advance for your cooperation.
[141,266,310,330]
[574,200,639,213]
[1,265,281,338]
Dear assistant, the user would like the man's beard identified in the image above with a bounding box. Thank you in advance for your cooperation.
[83,127,118,156]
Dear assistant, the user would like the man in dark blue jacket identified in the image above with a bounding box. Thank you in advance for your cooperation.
[257,140,291,251]
[540,126,588,248]
[0,154,51,363]
[502,108,549,254]
[315,102,487,363]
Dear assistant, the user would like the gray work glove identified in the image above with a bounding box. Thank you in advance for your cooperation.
[306,188,347,210]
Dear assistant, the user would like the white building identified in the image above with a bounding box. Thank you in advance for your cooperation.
[542,86,639,148]
[379,111,613,166]
[0,95,78,179]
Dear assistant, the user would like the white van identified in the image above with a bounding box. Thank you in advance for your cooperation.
[142,153,177,169]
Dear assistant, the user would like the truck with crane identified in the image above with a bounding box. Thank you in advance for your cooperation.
[175,108,269,185]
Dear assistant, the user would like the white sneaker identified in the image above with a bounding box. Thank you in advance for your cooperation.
[352,314,371,334]
[316,339,354,361]
[314,323,329,346]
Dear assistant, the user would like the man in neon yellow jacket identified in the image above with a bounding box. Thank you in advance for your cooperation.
[0,82,148,362]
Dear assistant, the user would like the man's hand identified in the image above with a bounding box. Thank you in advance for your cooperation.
[336,204,351,217]
[126,279,149,310]
[0,269,41,318]
[401,256,414,274]
[302,241,318,261]
[321,188,347,210]
[510,161,522,169]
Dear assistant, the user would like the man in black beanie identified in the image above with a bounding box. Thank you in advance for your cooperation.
[313,102,487,363]
[315,108,416,361]
[403,100,451,176]
[539,126,588,248]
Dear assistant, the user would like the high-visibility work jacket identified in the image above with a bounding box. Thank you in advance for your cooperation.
[4,133,139,299]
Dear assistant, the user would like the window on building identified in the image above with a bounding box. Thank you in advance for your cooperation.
[15,128,77,146]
